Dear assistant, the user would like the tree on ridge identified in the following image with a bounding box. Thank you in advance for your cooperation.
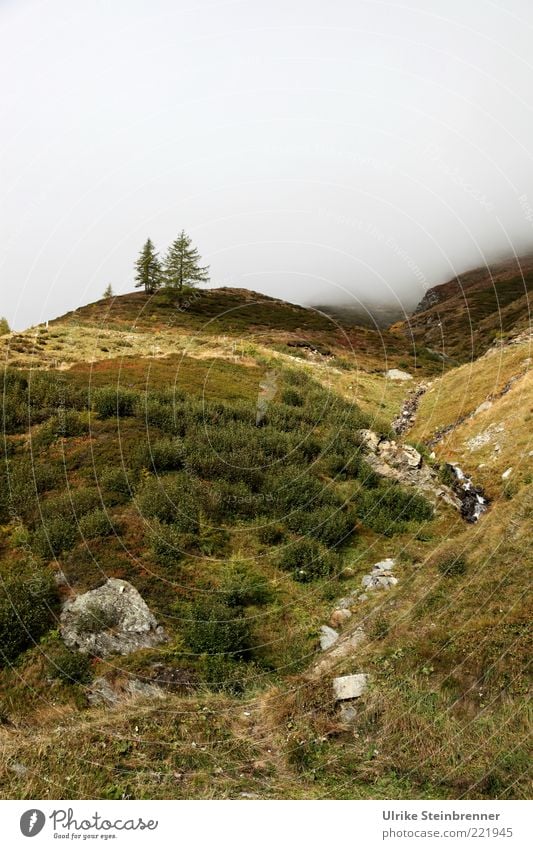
[134,238,162,294]
[163,230,209,304]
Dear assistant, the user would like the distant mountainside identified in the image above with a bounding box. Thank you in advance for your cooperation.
[309,301,412,329]
[393,255,533,362]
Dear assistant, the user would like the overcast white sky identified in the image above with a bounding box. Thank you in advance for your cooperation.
[2,0,533,328]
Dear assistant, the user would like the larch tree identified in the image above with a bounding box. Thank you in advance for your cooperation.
[134,238,162,294]
[162,231,209,304]
[0,316,10,335]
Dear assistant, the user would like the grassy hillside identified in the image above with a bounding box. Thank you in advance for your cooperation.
[0,286,531,800]
[392,256,533,363]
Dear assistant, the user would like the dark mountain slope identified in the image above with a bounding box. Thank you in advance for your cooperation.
[392,255,533,362]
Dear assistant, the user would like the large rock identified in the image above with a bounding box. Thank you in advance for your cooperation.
[333,673,370,701]
[60,578,167,657]
[385,369,413,381]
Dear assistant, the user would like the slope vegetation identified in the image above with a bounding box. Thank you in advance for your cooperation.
[0,286,531,800]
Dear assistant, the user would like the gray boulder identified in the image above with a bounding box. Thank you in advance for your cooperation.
[384,368,413,381]
[333,673,370,701]
[60,578,167,657]
[88,675,165,707]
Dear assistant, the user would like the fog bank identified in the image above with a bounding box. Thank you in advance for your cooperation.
[2,0,533,328]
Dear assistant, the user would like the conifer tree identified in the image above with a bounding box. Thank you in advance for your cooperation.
[162,231,209,303]
[103,283,113,298]
[0,316,10,335]
[134,238,162,294]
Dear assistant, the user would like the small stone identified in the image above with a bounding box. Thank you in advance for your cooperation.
[339,702,358,723]
[319,625,339,651]
[373,558,396,572]
[333,673,369,701]
[502,467,513,480]
[330,608,352,628]
[376,575,398,589]
[54,570,68,587]
[336,595,357,609]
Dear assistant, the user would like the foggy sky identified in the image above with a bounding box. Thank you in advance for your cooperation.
[2,0,533,329]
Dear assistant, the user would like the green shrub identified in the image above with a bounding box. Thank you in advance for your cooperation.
[277,538,337,582]
[183,600,251,659]
[0,569,58,665]
[144,437,184,472]
[285,505,356,547]
[136,396,185,435]
[99,466,133,504]
[32,516,79,558]
[146,520,185,567]
[199,479,258,522]
[40,488,101,523]
[437,553,468,577]
[282,388,304,407]
[135,475,200,533]
[222,564,273,607]
[198,527,230,557]
[27,372,86,417]
[92,387,137,418]
[78,508,115,539]
[49,646,92,684]
[199,654,260,694]
[439,463,457,487]
[1,369,28,433]
[356,485,433,535]
[3,458,62,523]
[268,467,334,512]
[257,522,285,545]
[44,410,89,439]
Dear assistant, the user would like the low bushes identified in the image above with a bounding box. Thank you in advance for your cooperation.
[135,475,200,534]
[183,600,252,659]
[49,645,92,684]
[32,516,79,558]
[146,520,185,567]
[78,509,115,539]
[356,485,433,536]
[221,563,273,607]
[142,437,184,472]
[0,568,58,665]
[285,505,357,547]
[91,387,136,418]
[98,466,133,504]
[277,538,338,583]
